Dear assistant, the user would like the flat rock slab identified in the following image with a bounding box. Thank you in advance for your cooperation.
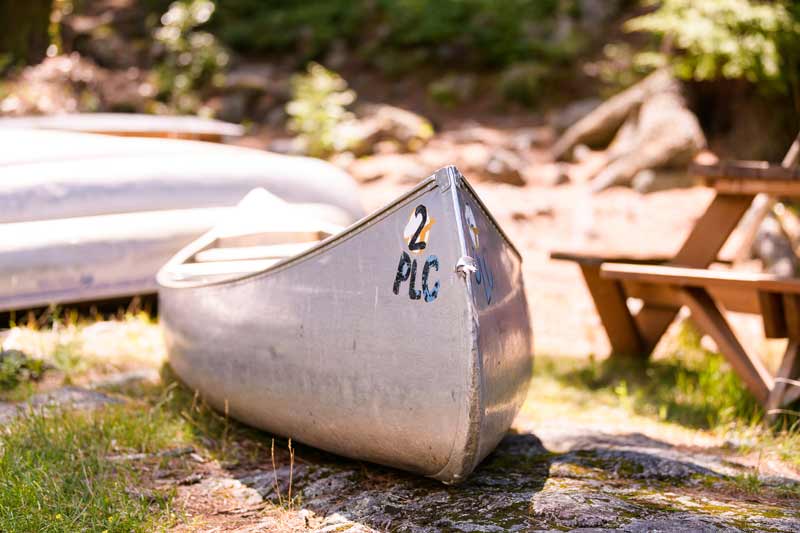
[0,386,121,423]
[235,433,800,532]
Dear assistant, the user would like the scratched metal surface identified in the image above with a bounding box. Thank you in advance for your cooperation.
[158,166,532,483]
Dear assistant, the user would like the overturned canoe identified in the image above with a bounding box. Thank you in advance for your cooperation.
[0,129,364,224]
[158,166,532,483]
[0,113,244,142]
[0,129,364,311]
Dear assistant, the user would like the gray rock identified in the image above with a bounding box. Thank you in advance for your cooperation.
[352,103,434,155]
[1,386,121,423]
[232,430,798,532]
[89,368,159,389]
[217,92,249,124]
[485,149,526,186]
[531,489,640,529]
[622,515,736,532]
[551,98,603,133]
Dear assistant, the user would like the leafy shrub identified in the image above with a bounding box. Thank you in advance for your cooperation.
[498,62,549,107]
[152,0,229,113]
[212,0,366,59]
[626,0,800,93]
[286,62,360,158]
[0,350,45,391]
[212,0,579,70]
[427,74,477,108]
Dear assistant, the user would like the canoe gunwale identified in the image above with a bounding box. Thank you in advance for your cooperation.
[157,174,438,289]
[157,166,520,290]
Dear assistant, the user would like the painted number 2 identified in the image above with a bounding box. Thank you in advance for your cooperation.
[393,204,439,303]
[407,205,428,251]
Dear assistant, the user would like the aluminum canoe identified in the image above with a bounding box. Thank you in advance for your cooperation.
[157,166,532,483]
[0,113,244,142]
[0,129,364,311]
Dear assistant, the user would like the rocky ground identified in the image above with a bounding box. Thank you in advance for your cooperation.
[2,316,799,532]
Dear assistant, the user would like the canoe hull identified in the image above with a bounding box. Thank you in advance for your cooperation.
[158,167,532,482]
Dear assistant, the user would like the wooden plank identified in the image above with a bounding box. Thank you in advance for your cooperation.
[758,291,786,339]
[601,263,800,295]
[634,306,681,351]
[781,295,800,404]
[672,194,755,266]
[579,264,643,356]
[613,193,754,356]
[550,250,670,266]
[621,281,760,314]
[691,161,800,181]
[767,339,800,415]
[784,294,800,335]
[681,287,772,405]
[711,179,800,197]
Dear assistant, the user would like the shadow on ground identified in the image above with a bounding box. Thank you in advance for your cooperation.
[229,428,800,532]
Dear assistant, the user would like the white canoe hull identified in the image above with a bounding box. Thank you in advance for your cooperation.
[158,167,532,483]
[0,113,244,142]
[0,130,363,310]
[0,129,364,224]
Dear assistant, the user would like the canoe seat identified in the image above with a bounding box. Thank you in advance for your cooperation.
[194,242,318,262]
[169,259,282,281]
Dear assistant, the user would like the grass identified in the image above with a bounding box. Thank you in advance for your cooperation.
[0,362,297,531]
[0,404,184,532]
[528,320,800,470]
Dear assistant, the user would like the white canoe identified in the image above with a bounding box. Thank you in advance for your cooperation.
[0,129,364,224]
[0,130,364,310]
[158,167,532,483]
[0,113,244,142]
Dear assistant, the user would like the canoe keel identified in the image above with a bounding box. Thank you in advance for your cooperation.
[158,166,532,483]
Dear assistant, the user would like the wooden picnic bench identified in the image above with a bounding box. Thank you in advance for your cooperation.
[551,134,800,412]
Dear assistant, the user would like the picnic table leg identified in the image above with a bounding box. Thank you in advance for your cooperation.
[632,194,755,354]
[579,264,644,356]
[681,287,772,405]
[772,295,800,409]
[766,339,800,419]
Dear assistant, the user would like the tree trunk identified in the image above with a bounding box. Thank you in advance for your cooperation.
[0,0,54,66]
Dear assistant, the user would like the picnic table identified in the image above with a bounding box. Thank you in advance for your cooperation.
[552,137,800,413]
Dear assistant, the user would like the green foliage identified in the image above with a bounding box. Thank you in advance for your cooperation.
[212,0,576,70]
[626,0,800,92]
[0,350,45,391]
[0,0,53,66]
[153,0,229,113]
[286,62,360,158]
[373,0,563,68]
[427,74,476,108]
[498,62,549,107]
[0,405,181,532]
[212,0,366,59]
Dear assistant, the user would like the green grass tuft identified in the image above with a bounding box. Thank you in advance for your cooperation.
[0,404,185,532]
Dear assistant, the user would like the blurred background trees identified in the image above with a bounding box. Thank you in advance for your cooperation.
[0,0,54,68]
[1,0,798,158]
